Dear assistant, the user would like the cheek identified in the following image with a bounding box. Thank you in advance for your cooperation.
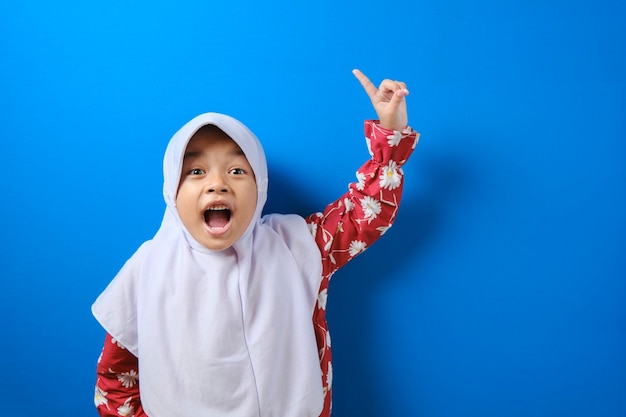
[175,199,190,221]
[175,186,195,218]
[247,185,259,209]
[240,185,258,221]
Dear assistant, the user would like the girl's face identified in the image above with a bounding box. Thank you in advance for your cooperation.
[176,127,257,250]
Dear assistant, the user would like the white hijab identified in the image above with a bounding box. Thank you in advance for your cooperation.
[92,113,324,417]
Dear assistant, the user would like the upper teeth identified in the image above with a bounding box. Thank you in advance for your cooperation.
[208,205,228,210]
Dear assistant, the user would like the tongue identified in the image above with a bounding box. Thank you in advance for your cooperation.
[207,210,229,228]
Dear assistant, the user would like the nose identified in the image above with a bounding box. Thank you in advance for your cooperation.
[205,171,229,193]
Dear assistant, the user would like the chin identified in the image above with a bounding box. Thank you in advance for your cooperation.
[201,240,233,251]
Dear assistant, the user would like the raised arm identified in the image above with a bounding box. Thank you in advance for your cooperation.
[306,69,419,279]
[307,70,419,417]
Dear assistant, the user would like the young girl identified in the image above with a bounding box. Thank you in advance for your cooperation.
[92,69,419,417]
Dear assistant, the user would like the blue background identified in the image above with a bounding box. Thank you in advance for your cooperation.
[1,0,625,416]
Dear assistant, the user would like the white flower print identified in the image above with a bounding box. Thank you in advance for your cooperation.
[116,369,138,388]
[318,288,328,310]
[343,198,354,212]
[376,224,392,236]
[111,337,126,350]
[355,171,366,190]
[379,160,402,190]
[308,219,320,239]
[348,240,367,257]
[326,330,331,347]
[360,196,381,222]
[387,131,402,146]
[326,362,333,389]
[94,383,109,409]
[117,397,135,417]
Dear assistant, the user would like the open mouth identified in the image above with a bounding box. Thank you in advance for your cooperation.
[204,205,231,229]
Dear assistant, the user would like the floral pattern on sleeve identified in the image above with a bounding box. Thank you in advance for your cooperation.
[94,333,146,417]
[307,120,418,416]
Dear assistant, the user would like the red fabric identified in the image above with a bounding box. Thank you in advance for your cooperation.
[95,334,146,417]
[94,121,417,416]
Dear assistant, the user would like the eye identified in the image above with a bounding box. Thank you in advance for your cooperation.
[229,168,246,175]
[189,168,205,175]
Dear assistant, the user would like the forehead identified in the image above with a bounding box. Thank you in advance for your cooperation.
[183,126,245,158]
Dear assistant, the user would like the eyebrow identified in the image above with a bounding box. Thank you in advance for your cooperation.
[182,150,202,161]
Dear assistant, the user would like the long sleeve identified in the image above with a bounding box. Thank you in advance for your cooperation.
[306,120,419,416]
[94,333,146,417]
[306,120,418,277]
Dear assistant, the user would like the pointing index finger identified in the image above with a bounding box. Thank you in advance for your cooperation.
[352,69,378,99]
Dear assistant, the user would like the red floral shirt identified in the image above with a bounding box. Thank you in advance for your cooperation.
[94,121,418,417]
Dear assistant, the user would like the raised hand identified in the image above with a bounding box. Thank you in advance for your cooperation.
[353,69,409,132]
